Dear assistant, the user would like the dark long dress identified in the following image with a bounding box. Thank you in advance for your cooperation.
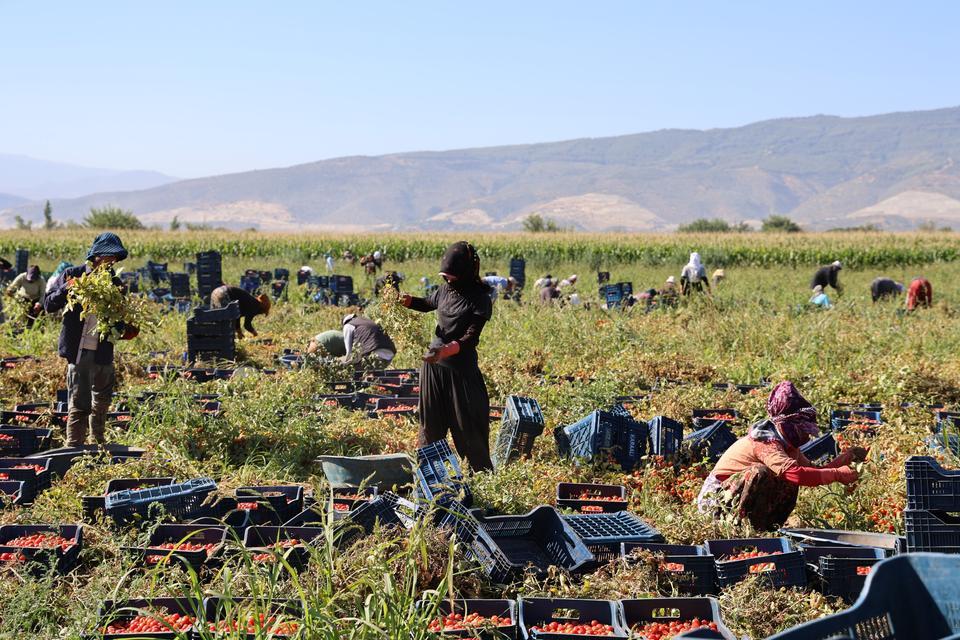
[408,282,493,471]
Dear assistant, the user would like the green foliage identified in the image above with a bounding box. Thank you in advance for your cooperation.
[13,215,32,230]
[761,215,802,233]
[169,215,181,231]
[65,265,156,340]
[522,213,563,232]
[84,206,145,230]
[678,218,733,233]
[42,201,56,230]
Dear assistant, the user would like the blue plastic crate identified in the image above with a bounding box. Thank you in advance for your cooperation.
[649,416,685,457]
[830,409,882,431]
[800,433,839,465]
[556,410,648,471]
[104,478,216,525]
[905,508,960,553]
[493,395,545,469]
[802,545,885,603]
[415,439,473,507]
[683,422,737,462]
[561,511,664,545]
[436,499,513,584]
[509,258,526,289]
[767,553,960,640]
[191,302,240,323]
[556,482,628,514]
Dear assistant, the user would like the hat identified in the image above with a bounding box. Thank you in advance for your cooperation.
[256,293,271,316]
[86,232,128,262]
[567,274,578,284]
[666,276,676,284]
[342,313,356,326]
[832,261,842,269]
[299,265,312,273]
[25,265,40,282]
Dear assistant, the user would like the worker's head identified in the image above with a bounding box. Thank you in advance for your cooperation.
[86,232,128,267]
[25,266,40,282]
[342,313,356,327]
[831,260,842,270]
[439,241,480,288]
[256,293,271,316]
[567,274,578,284]
[507,276,517,291]
[666,276,676,285]
[767,381,820,448]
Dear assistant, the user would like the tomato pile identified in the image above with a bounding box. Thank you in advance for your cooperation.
[701,413,736,421]
[721,549,782,573]
[251,539,302,563]
[148,541,218,555]
[4,533,74,551]
[574,490,622,501]
[103,612,196,634]
[0,552,25,563]
[237,501,259,510]
[12,464,45,474]
[581,505,604,513]
[427,611,512,631]
[632,618,719,640]
[0,434,16,444]
[661,561,686,572]
[529,620,617,635]
[208,615,299,635]
[867,496,903,533]
[334,502,351,511]
[381,404,417,413]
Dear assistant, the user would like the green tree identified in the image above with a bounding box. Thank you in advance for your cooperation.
[84,206,144,230]
[13,215,32,230]
[761,215,802,233]
[677,218,732,233]
[169,216,181,231]
[43,200,56,230]
[522,213,562,232]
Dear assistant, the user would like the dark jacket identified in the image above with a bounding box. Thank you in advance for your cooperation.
[43,265,122,365]
[217,286,264,334]
[345,317,396,359]
[871,278,901,302]
[409,282,492,368]
[811,265,841,291]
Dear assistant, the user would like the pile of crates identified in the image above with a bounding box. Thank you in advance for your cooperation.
[187,302,239,361]
[195,250,222,302]
[905,455,960,554]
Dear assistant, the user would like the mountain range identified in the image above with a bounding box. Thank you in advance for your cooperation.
[5,106,960,231]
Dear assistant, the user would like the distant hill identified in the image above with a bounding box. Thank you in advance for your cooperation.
[0,193,28,210]
[0,154,177,201]
[5,107,960,230]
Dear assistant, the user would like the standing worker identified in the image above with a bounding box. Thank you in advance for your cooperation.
[812,261,843,294]
[906,278,933,311]
[680,252,711,296]
[401,241,493,471]
[341,313,396,367]
[870,277,904,302]
[43,233,139,447]
[209,285,271,338]
[6,265,45,327]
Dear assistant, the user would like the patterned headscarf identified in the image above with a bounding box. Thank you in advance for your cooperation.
[749,381,820,447]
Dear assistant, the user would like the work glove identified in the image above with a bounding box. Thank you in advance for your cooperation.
[833,466,859,485]
[400,294,413,308]
[423,342,460,364]
[120,325,140,340]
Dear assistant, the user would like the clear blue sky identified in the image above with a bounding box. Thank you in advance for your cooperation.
[1,1,958,177]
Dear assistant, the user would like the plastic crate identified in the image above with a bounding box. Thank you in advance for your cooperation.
[368,397,419,417]
[0,427,48,456]
[240,275,261,294]
[704,537,805,588]
[493,396,545,469]
[649,416,685,457]
[423,598,517,640]
[335,492,418,548]
[622,542,717,596]
[0,457,52,503]
[766,553,960,640]
[518,598,627,639]
[905,508,960,553]
[561,512,663,545]
[906,456,960,511]
[241,526,324,570]
[415,439,473,507]
[191,302,240,323]
[14,248,27,274]
[831,409,883,422]
[780,528,900,553]
[129,524,227,570]
[509,258,526,289]
[801,433,839,464]
[619,597,735,640]
[0,480,24,507]
[683,422,737,463]
[104,478,216,525]
[436,499,513,584]
[330,274,354,295]
[167,272,190,298]
[317,453,414,491]
[691,409,739,429]
[202,597,302,638]
[82,477,176,521]
[2,408,45,425]
[236,485,304,524]
[556,482,628,514]
[556,410,648,471]
[95,597,203,639]
[803,546,885,603]
[475,506,595,579]
[0,523,82,573]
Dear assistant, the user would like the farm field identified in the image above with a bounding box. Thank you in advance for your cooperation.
[0,231,958,638]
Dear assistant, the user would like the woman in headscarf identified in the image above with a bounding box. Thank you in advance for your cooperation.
[401,241,494,471]
[696,381,864,531]
[809,284,832,309]
[906,277,933,311]
[680,252,710,296]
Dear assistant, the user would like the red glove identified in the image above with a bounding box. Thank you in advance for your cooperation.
[833,466,859,485]
[120,326,140,340]
[400,294,413,307]
[424,342,460,363]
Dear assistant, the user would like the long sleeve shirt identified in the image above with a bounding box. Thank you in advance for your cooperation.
[407,282,492,368]
[7,273,44,302]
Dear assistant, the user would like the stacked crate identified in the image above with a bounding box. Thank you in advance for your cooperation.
[195,251,222,301]
[187,302,239,361]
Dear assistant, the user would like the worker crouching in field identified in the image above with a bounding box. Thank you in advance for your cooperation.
[402,241,493,471]
[43,233,139,447]
[906,277,933,311]
[6,265,45,327]
[307,329,346,358]
[341,313,396,368]
[809,285,832,309]
[697,381,864,531]
[870,277,904,302]
[210,285,270,338]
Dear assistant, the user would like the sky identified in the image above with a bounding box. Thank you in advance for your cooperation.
[1,1,959,178]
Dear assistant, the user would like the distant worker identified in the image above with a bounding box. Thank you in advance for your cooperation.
[533,274,553,290]
[7,266,45,327]
[539,278,560,305]
[325,254,335,274]
[374,271,405,297]
[906,277,933,311]
[341,249,356,266]
[559,274,578,289]
[712,269,726,287]
[342,313,396,367]
[373,250,383,269]
[209,285,271,338]
[870,277,904,303]
[809,285,832,309]
[680,252,710,296]
[481,274,516,303]
[659,276,679,307]
[812,261,843,293]
[306,329,346,357]
[360,254,378,276]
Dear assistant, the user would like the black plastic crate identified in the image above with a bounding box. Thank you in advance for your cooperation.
[648,416,684,458]
[95,597,203,639]
[619,597,735,640]
[191,302,240,323]
[241,526,325,569]
[167,272,190,298]
[236,485,304,523]
[82,477,176,521]
[800,433,839,465]
[555,410,648,471]
[335,492,417,548]
[240,274,261,294]
[493,395,545,469]
[423,597,517,639]
[905,508,960,553]
[0,480,24,507]
[327,486,377,514]
[0,427,47,456]
[128,524,227,570]
[105,478,216,526]
[415,439,473,507]
[622,542,717,596]
[317,394,360,410]
[705,537,806,588]
[274,268,289,281]
[803,545,885,603]
[509,258,526,289]
[556,482,627,514]
[518,597,626,639]
[187,316,236,336]
[0,457,51,502]
[475,506,595,579]
[367,396,419,417]
[683,422,737,463]
[14,248,27,275]
[436,499,513,584]
[906,455,960,511]
[202,597,302,638]
[2,408,45,425]
[830,409,882,422]
[692,409,739,428]
[0,523,82,573]
[330,274,354,295]
[561,512,663,545]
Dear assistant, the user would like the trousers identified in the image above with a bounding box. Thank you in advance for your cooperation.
[66,349,116,447]
[418,360,492,472]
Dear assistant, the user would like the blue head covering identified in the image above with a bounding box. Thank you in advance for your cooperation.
[52,261,72,277]
[86,233,128,262]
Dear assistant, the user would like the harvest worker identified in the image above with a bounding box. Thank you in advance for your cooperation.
[811,260,843,293]
[43,233,139,447]
[6,265,45,327]
[401,241,493,471]
[809,285,832,309]
[870,277,904,302]
[341,313,396,367]
[481,274,516,303]
[659,276,679,307]
[306,329,346,357]
[906,277,933,311]
[696,381,864,531]
[680,252,710,296]
[209,285,270,338]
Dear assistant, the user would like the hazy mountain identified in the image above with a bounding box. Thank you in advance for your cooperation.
[0,154,177,200]
[0,193,28,210]
[5,107,960,230]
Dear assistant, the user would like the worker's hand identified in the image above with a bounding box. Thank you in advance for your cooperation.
[120,325,140,340]
[423,342,460,364]
[400,294,413,308]
[65,277,76,289]
[833,466,859,485]
[846,446,869,463]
